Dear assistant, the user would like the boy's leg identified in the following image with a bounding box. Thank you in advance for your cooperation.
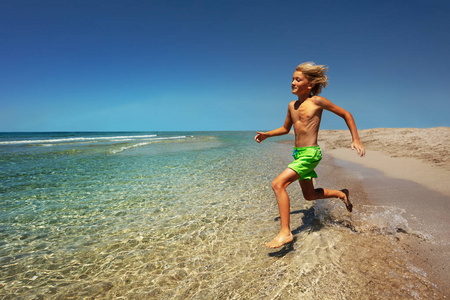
[266,168,300,248]
[299,179,352,212]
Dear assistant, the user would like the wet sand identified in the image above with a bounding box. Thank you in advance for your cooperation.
[318,127,450,297]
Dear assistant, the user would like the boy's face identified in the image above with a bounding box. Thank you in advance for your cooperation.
[291,71,314,96]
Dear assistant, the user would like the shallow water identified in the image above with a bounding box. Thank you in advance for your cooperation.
[0,131,444,298]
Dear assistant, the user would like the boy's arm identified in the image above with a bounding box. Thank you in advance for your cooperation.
[255,108,293,143]
[315,97,365,157]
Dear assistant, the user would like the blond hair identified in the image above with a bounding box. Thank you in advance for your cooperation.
[295,62,328,96]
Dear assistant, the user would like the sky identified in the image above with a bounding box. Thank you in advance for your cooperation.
[1,0,449,132]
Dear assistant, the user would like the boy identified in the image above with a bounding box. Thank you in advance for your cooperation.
[255,62,365,248]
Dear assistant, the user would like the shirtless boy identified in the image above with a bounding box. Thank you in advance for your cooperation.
[255,62,365,249]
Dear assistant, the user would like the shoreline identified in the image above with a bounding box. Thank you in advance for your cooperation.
[319,127,450,195]
[318,127,450,297]
[1,130,448,298]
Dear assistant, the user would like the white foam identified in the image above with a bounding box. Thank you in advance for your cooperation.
[352,205,411,235]
[110,136,187,154]
[313,200,421,237]
[0,135,158,145]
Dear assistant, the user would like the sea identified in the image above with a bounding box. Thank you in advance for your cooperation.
[0,131,444,299]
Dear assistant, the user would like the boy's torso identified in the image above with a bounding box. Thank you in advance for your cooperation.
[289,97,323,148]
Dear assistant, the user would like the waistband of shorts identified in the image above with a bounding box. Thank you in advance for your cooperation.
[292,145,321,151]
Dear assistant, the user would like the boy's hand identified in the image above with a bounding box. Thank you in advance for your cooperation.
[255,132,268,143]
[351,140,365,157]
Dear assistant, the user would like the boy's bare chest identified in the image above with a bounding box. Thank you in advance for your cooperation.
[290,102,321,122]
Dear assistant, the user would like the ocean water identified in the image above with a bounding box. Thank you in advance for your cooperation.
[0,132,443,299]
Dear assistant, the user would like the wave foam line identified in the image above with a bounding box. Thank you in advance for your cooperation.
[0,135,158,145]
[110,136,187,154]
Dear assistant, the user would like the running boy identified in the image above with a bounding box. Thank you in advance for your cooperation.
[255,62,365,248]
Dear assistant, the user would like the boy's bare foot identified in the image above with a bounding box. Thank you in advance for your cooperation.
[340,189,352,212]
[265,232,294,248]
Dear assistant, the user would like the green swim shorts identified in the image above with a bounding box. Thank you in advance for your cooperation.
[288,146,322,181]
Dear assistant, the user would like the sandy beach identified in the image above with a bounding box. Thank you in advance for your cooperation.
[318,127,450,297]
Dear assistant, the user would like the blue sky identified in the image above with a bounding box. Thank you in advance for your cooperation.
[1,0,449,132]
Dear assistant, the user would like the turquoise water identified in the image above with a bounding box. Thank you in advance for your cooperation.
[0,132,443,298]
